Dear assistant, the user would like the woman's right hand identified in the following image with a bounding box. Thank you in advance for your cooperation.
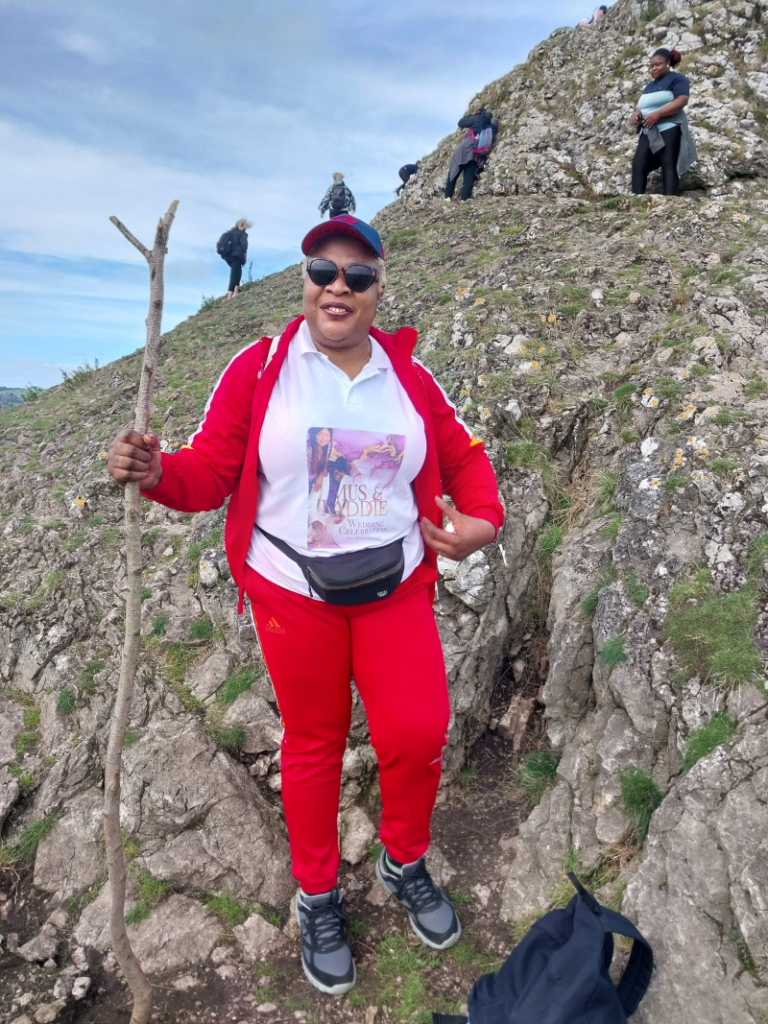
[631,109,642,126]
[107,430,162,490]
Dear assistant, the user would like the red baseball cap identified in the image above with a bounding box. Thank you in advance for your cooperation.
[301,215,385,260]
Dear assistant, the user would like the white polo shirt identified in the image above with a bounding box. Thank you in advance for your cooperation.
[246,321,427,598]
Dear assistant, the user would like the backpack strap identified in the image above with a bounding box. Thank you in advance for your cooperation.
[567,873,654,1017]
[432,1016,468,1024]
[599,906,654,1017]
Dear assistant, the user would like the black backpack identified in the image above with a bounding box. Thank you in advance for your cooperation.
[434,875,653,1024]
[330,182,348,211]
[216,229,236,259]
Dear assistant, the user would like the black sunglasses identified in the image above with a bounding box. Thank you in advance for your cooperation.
[306,258,379,293]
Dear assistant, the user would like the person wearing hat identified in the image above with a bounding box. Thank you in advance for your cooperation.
[318,171,356,219]
[106,216,503,997]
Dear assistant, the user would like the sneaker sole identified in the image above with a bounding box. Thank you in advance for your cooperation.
[295,905,357,996]
[375,860,462,951]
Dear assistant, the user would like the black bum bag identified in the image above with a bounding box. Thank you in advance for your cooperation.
[258,528,404,606]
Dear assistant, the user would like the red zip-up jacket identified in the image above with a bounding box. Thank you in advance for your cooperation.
[142,315,504,611]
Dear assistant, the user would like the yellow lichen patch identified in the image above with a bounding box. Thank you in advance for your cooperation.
[474,297,486,305]
[677,405,697,421]
[732,212,750,224]
[672,449,684,471]
[477,405,492,422]
[455,287,470,300]
[650,478,661,489]
[98,449,108,459]
[74,496,87,508]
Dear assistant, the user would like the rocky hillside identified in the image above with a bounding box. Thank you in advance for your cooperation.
[2,1,768,1022]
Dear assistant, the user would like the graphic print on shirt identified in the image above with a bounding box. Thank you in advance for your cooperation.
[306,427,406,549]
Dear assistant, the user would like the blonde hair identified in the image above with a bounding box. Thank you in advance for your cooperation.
[301,253,387,290]
[235,218,253,230]
[332,172,344,181]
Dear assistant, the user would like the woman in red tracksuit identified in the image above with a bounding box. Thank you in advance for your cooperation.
[108,216,503,996]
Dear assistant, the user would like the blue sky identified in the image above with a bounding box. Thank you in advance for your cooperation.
[0,0,601,387]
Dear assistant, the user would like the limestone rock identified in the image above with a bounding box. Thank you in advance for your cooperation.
[339,806,376,865]
[232,913,286,963]
[121,718,293,904]
[16,924,59,963]
[126,895,222,974]
[33,788,103,898]
[222,691,282,754]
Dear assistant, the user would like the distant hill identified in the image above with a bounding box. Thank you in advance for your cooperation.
[0,387,24,410]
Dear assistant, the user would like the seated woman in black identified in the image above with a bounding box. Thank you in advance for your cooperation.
[631,48,697,196]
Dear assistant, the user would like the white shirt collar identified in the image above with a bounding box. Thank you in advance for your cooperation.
[297,320,390,372]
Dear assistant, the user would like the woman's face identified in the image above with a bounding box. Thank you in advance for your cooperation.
[303,237,383,353]
[316,428,331,447]
[650,55,669,79]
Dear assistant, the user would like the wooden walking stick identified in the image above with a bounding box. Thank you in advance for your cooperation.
[103,200,179,1024]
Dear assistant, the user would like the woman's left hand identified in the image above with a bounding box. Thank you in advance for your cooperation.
[420,496,496,562]
[642,110,661,128]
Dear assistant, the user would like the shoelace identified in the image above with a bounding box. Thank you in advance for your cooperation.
[396,862,443,914]
[302,898,349,954]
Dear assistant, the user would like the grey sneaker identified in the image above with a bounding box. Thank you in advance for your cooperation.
[296,888,356,995]
[375,850,462,950]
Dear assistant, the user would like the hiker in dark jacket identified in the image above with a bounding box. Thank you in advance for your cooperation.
[220,218,251,299]
[631,48,697,196]
[444,110,498,202]
[395,162,421,196]
[319,172,357,219]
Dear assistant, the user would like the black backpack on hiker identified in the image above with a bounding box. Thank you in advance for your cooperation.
[433,875,654,1024]
[216,229,237,260]
[329,182,348,211]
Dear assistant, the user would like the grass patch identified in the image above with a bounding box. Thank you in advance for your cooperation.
[620,767,662,842]
[654,377,683,401]
[682,712,736,773]
[744,373,768,400]
[747,533,768,580]
[216,666,260,707]
[710,457,737,479]
[151,614,168,637]
[536,522,565,570]
[512,748,560,806]
[206,893,247,930]
[16,815,58,862]
[23,707,41,729]
[600,513,625,543]
[189,617,214,641]
[126,867,171,925]
[593,470,619,512]
[15,731,39,759]
[613,382,637,413]
[581,567,617,617]
[456,766,478,788]
[78,660,105,693]
[124,730,139,748]
[599,636,628,668]
[625,572,649,608]
[205,715,246,754]
[663,570,762,688]
[0,841,17,869]
[57,688,76,715]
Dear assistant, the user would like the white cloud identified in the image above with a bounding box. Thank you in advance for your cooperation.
[54,29,110,63]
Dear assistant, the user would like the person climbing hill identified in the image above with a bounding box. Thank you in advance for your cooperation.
[444,109,499,202]
[578,5,607,27]
[395,162,421,196]
[631,48,697,196]
[216,218,251,299]
[319,172,356,219]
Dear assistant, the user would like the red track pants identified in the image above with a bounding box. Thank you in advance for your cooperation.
[245,562,449,894]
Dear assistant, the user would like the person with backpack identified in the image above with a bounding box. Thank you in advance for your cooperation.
[106,214,503,998]
[444,109,498,202]
[395,161,421,197]
[318,172,356,219]
[217,218,252,299]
